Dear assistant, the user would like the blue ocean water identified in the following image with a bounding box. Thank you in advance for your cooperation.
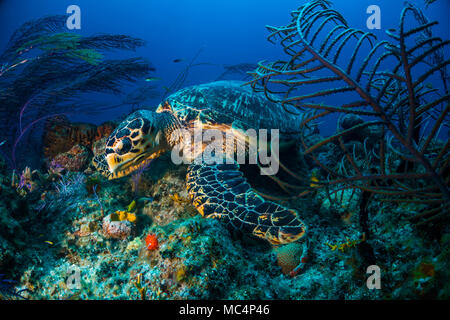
[1,0,448,128]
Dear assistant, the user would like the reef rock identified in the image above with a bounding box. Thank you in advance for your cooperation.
[43,115,115,159]
[102,213,134,240]
[92,137,108,159]
[51,144,92,172]
[274,242,304,276]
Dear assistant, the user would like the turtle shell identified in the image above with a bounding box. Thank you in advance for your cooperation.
[157,81,301,135]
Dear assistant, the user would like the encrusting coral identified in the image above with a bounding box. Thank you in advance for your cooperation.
[102,213,135,240]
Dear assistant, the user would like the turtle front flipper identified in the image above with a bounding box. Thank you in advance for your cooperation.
[186,161,307,245]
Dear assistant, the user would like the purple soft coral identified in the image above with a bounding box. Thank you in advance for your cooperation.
[130,159,153,195]
[18,171,32,192]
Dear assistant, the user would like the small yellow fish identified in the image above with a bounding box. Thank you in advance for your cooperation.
[45,241,53,245]
[127,200,136,212]
[309,168,321,188]
[310,176,320,188]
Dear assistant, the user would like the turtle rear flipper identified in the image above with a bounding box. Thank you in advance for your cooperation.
[186,161,307,245]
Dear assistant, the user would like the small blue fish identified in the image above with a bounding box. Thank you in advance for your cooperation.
[145,77,161,82]
[137,197,154,203]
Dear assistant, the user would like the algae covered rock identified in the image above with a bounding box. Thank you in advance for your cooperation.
[52,144,92,172]
[102,213,134,240]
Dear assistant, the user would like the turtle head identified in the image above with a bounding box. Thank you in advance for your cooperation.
[93,109,180,180]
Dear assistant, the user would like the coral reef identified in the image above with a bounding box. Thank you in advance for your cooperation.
[0,2,448,301]
[145,234,159,251]
[42,115,115,160]
[51,144,92,172]
[102,213,134,240]
[0,148,447,300]
[274,242,305,276]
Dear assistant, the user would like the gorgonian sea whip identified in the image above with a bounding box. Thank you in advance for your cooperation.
[247,0,449,225]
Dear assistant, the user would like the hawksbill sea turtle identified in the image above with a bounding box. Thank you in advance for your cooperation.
[93,81,307,246]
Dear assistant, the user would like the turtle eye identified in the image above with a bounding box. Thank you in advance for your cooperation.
[115,138,132,155]
[160,101,172,111]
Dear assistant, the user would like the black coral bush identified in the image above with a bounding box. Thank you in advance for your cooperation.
[248,0,449,224]
[0,15,153,169]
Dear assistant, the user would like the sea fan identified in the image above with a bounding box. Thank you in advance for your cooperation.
[248,0,449,225]
[0,15,153,170]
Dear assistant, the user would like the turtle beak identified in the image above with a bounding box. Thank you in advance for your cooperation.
[106,152,137,175]
[105,148,163,180]
[105,129,169,180]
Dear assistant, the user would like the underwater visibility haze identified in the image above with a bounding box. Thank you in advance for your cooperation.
[0,0,449,301]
